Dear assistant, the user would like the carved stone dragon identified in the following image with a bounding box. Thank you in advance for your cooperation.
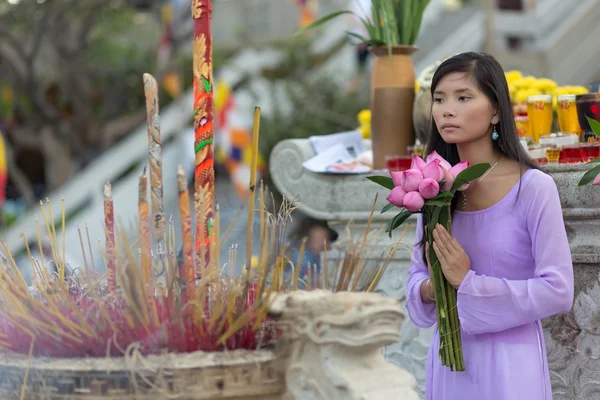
[269,290,420,400]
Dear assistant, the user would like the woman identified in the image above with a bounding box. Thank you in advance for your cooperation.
[405,52,574,399]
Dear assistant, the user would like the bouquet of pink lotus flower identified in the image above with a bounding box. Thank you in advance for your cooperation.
[368,151,490,371]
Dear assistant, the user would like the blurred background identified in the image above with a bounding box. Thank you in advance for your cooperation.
[1,0,599,279]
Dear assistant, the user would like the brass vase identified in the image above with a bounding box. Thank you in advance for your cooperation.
[370,45,418,170]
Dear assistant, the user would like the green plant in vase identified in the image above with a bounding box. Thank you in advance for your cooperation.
[296,0,431,51]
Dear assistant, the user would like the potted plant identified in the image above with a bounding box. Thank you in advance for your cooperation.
[297,0,431,169]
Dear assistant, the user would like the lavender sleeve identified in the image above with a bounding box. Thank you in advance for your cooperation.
[406,214,437,328]
[456,173,574,335]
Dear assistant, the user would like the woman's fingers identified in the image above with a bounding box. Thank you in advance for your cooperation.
[437,224,462,252]
[433,228,451,257]
[432,241,447,266]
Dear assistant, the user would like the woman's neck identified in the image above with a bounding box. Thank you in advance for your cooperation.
[456,139,500,166]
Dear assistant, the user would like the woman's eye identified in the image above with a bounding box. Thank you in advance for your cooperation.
[433,98,443,103]
[458,96,470,101]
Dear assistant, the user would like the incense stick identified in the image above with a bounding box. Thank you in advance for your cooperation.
[143,74,166,246]
[138,167,153,301]
[177,165,195,299]
[104,182,116,293]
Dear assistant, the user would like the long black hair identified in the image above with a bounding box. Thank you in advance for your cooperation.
[419,52,538,248]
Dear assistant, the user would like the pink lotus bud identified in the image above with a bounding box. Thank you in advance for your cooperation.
[418,178,440,199]
[421,159,444,181]
[386,186,407,207]
[441,168,454,191]
[402,169,424,192]
[450,161,471,191]
[449,161,470,178]
[390,171,405,187]
[426,151,452,171]
[593,174,600,185]
[403,191,425,212]
[410,155,427,171]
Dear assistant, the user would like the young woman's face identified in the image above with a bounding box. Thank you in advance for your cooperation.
[431,72,499,145]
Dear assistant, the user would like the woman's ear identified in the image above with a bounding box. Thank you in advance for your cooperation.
[491,108,500,125]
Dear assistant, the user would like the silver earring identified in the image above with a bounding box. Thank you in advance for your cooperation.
[492,125,499,140]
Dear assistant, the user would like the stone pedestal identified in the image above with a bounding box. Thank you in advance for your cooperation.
[269,290,420,400]
[270,139,600,399]
[270,139,432,395]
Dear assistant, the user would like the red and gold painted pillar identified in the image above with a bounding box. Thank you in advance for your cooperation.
[191,0,214,269]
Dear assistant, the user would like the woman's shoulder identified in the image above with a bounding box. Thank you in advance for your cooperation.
[521,168,558,192]
[518,168,561,209]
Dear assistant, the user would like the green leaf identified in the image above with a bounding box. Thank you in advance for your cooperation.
[578,163,600,186]
[381,202,395,214]
[436,191,454,199]
[586,115,600,139]
[346,31,369,43]
[450,163,491,192]
[386,210,413,237]
[294,10,354,36]
[367,175,395,190]
[424,198,450,207]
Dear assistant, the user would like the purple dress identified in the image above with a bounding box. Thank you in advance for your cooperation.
[406,169,574,400]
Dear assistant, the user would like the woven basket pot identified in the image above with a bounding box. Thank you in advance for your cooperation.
[0,349,284,400]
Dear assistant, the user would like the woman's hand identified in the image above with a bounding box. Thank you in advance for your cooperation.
[432,223,471,289]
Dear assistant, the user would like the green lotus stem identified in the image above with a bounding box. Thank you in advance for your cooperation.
[437,266,451,364]
[444,204,460,369]
[446,203,466,371]
[425,202,466,369]
[451,288,465,370]
[445,280,458,368]
[428,219,450,364]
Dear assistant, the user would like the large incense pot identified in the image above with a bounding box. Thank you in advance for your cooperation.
[0,291,419,400]
[0,350,282,400]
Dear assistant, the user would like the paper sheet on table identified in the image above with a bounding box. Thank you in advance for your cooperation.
[302,144,371,174]
[309,130,364,157]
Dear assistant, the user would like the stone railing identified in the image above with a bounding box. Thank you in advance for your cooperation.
[269,138,600,399]
[484,0,600,85]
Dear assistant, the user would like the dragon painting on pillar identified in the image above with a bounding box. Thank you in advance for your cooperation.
[191,0,214,269]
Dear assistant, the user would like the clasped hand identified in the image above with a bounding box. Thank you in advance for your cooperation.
[425,224,471,289]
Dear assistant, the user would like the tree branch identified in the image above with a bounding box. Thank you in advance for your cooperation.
[3,139,35,207]
[99,110,147,149]
[0,29,29,85]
